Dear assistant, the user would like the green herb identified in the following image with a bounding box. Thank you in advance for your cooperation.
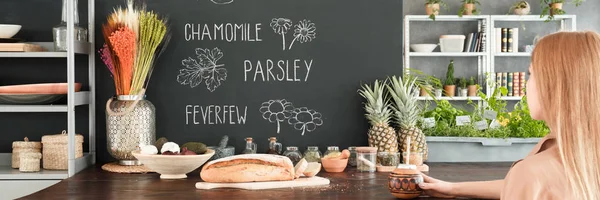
[458,0,481,17]
[459,78,467,88]
[468,76,476,86]
[377,153,400,166]
[444,60,455,86]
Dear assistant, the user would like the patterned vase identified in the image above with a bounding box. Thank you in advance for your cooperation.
[388,164,423,199]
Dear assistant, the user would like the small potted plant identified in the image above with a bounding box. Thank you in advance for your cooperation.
[443,60,455,97]
[425,0,448,20]
[467,76,478,96]
[510,1,531,15]
[540,0,583,21]
[420,83,432,97]
[459,0,480,17]
[459,78,468,97]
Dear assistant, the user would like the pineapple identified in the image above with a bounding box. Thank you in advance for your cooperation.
[358,80,398,153]
[387,75,429,160]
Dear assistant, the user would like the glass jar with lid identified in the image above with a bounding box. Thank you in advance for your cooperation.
[347,146,357,167]
[356,147,377,172]
[283,146,302,165]
[241,137,257,154]
[303,146,322,163]
[324,146,341,159]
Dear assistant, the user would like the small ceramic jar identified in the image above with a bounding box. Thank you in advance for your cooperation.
[388,164,424,199]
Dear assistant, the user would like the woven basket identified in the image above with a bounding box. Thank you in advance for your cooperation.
[12,137,42,169]
[19,152,42,172]
[41,130,84,170]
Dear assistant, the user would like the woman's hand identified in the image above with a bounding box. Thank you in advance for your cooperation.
[419,173,457,199]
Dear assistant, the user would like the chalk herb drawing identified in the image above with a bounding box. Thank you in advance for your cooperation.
[259,99,295,134]
[288,107,323,135]
[270,18,316,51]
[288,19,316,50]
[269,18,293,50]
[210,0,233,5]
[177,47,228,92]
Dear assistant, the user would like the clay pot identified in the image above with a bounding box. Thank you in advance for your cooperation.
[467,85,478,96]
[321,158,348,173]
[425,3,440,16]
[420,85,432,97]
[443,85,455,97]
[513,2,531,15]
[463,3,475,15]
[551,3,563,9]
[388,164,423,199]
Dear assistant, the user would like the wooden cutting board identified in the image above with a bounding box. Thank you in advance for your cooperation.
[0,43,45,52]
[195,176,330,190]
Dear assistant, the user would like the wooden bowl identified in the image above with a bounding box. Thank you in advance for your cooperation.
[132,149,215,179]
[388,164,424,199]
[0,83,82,94]
[320,158,348,173]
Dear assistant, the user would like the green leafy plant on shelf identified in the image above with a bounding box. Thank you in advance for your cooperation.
[458,0,481,17]
[425,0,449,21]
[504,91,550,138]
[540,0,583,22]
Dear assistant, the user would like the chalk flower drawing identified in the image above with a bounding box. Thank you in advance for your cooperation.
[288,107,323,135]
[260,99,295,134]
[270,18,293,50]
[210,0,233,4]
[288,19,316,50]
[177,47,227,92]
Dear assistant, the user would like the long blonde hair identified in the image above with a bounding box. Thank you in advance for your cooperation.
[532,31,600,200]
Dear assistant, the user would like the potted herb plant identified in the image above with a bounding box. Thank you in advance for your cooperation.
[443,60,455,97]
[433,78,443,98]
[459,0,480,17]
[459,78,468,97]
[540,0,583,21]
[425,0,448,20]
[510,1,531,15]
[467,76,478,96]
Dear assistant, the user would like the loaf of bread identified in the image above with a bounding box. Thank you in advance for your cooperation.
[200,154,295,183]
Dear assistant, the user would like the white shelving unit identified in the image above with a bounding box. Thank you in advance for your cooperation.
[404,15,576,102]
[0,0,96,181]
[404,15,490,101]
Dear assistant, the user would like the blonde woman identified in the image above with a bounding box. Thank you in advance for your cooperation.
[418,31,600,200]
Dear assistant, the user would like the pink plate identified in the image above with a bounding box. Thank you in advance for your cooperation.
[0,83,82,94]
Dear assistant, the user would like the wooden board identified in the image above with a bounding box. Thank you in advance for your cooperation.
[195,176,330,190]
[0,43,45,52]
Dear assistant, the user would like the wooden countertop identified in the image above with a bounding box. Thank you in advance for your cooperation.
[22,163,512,199]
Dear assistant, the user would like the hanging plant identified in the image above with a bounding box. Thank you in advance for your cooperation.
[425,0,448,21]
[510,1,531,15]
[458,0,481,17]
[540,0,583,22]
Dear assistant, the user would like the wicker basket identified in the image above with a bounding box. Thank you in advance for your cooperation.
[41,130,84,170]
[12,137,42,169]
[19,152,42,172]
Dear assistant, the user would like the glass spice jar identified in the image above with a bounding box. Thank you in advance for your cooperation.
[324,146,341,158]
[402,151,424,166]
[303,146,322,163]
[356,147,377,172]
[283,146,302,165]
[377,152,401,167]
[347,146,357,167]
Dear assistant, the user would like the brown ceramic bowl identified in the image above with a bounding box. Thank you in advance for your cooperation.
[320,157,348,173]
[388,164,423,199]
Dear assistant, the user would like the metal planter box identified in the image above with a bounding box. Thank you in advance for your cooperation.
[425,137,541,162]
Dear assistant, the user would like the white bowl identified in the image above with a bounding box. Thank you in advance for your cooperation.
[410,44,438,52]
[0,24,22,38]
[132,149,215,179]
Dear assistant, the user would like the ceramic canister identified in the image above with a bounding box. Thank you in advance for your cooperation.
[388,164,424,199]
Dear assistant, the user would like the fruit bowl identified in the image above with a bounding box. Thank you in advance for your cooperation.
[410,44,438,52]
[0,24,22,38]
[132,149,215,179]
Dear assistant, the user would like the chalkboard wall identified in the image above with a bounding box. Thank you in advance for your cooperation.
[1,0,404,163]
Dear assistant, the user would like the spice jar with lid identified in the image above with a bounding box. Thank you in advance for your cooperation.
[12,137,42,169]
[324,146,341,158]
[241,137,257,154]
[19,152,42,172]
[388,164,423,199]
[266,137,282,155]
[347,146,357,167]
[378,152,401,166]
[402,151,424,166]
[303,146,322,163]
[283,146,302,165]
[356,147,377,172]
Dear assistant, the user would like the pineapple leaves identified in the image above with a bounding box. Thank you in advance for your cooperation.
[386,75,420,128]
[359,79,392,126]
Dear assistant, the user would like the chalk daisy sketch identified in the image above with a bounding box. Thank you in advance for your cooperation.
[259,99,295,134]
[210,0,233,4]
[270,18,293,50]
[288,19,316,50]
[288,107,323,135]
[177,47,227,92]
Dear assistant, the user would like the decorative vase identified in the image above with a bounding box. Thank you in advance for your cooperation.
[463,3,475,15]
[513,2,531,15]
[468,85,478,96]
[388,164,424,199]
[460,88,468,97]
[434,89,443,97]
[425,3,440,16]
[443,85,456,97]
[106,95,156,166]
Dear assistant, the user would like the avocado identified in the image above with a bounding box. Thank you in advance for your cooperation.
[181,142,208,154]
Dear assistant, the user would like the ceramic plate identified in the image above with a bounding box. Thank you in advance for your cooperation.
[0,94,65,105]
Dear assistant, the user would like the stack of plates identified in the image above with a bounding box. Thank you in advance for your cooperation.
[0,83,82,105]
